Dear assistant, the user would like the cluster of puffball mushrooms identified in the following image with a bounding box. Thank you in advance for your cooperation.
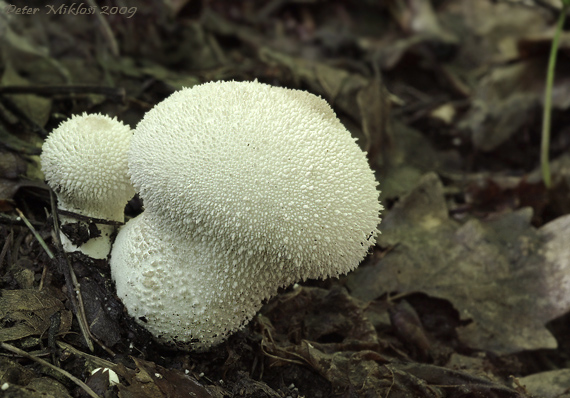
[40,80,382,351]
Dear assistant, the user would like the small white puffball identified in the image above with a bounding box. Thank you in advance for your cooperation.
[41,113,135,258]
[41,113,135,221]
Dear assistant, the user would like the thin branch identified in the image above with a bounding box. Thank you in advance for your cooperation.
[57,341,117,369]
[58,209,124,226]
[16,208,54,260]
[49,192,116,356]
[0,342,102,398]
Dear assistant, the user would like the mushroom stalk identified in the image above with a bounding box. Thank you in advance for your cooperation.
[112,213,274,350]
[57,214,117,260]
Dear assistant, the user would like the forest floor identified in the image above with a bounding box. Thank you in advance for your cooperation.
[1,0,570,397]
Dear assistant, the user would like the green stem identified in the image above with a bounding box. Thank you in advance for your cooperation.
[541,4,569,188]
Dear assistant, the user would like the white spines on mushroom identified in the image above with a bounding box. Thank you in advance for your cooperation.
[129,81,381,276]
[111,80,382,350]
[41,113,135,259]
[111,213,283,351]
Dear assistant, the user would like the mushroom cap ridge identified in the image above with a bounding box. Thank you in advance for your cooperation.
[41,112,135,221]
[130,80,382,278]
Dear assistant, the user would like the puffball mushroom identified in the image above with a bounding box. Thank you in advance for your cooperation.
[111,212,274,350]
[110,80,382,350]
[41,113,135,259]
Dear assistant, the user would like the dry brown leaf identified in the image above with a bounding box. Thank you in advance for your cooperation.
[258,46,370,120]
[0,377,73,398]
[260,286,525,397]
[1,64,52,128]
[0,289,72,342]
[519,368,570,398]
[376,121,445,200]
[115,357,224,398]
[261,286,382,349]
[356,74,392,157]
[347,172,570,354]
[459,56,570,151]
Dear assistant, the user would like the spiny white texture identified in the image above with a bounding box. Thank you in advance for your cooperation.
[130,80,382,280]
[111,213,288,351]
[41,113,135,221]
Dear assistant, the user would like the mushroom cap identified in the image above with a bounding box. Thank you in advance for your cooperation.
[41,113,135,221]
[130,81,381,278]
[111,213,284,351]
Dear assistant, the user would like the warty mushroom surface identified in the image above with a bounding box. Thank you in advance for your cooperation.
[110,80,382,350]
[41,113,134,259]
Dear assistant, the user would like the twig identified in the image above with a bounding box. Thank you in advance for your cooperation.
[38,263,48,291]
[0,342,102,398]
[0,212,44,227]
[57,341,116,369]
[49,192,116,356]
[0,230,12,271]
[15,208,54,260]
[49,192,94,352]
[383,365,395,398]
[58,209,124,226]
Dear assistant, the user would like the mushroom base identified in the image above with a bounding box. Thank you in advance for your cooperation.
[110,213,274,351]
[59,214,117,260]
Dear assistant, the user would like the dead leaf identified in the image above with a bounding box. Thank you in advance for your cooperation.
[261,308,524,397]
[0,377,73,398]
[347,172,570,354]
[261,286,382,349]
[0,124,42,155]
[376,121,445,200]
[0,289,72,342]
[164,0,193,16]
[0,356,36,386]
[389,300,431,359]
[519,368,570,398]
[79,277,122,348]
[230,371,281,398]
[115,357,224,398]
[139,61,201,91]
[1,64,52,128]
[258,46,370,120]
[390,0,458,43]
[459,56,570,152]
[1,23,70,84]
[0,178,48,212]
[0,150,27,179]
[356,73,392,158]
[463,176,548,221]
[451,0,550,64]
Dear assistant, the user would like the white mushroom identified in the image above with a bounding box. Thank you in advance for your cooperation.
[111,213,270,350]
[110,80,382,350]
[41,113,135,259]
